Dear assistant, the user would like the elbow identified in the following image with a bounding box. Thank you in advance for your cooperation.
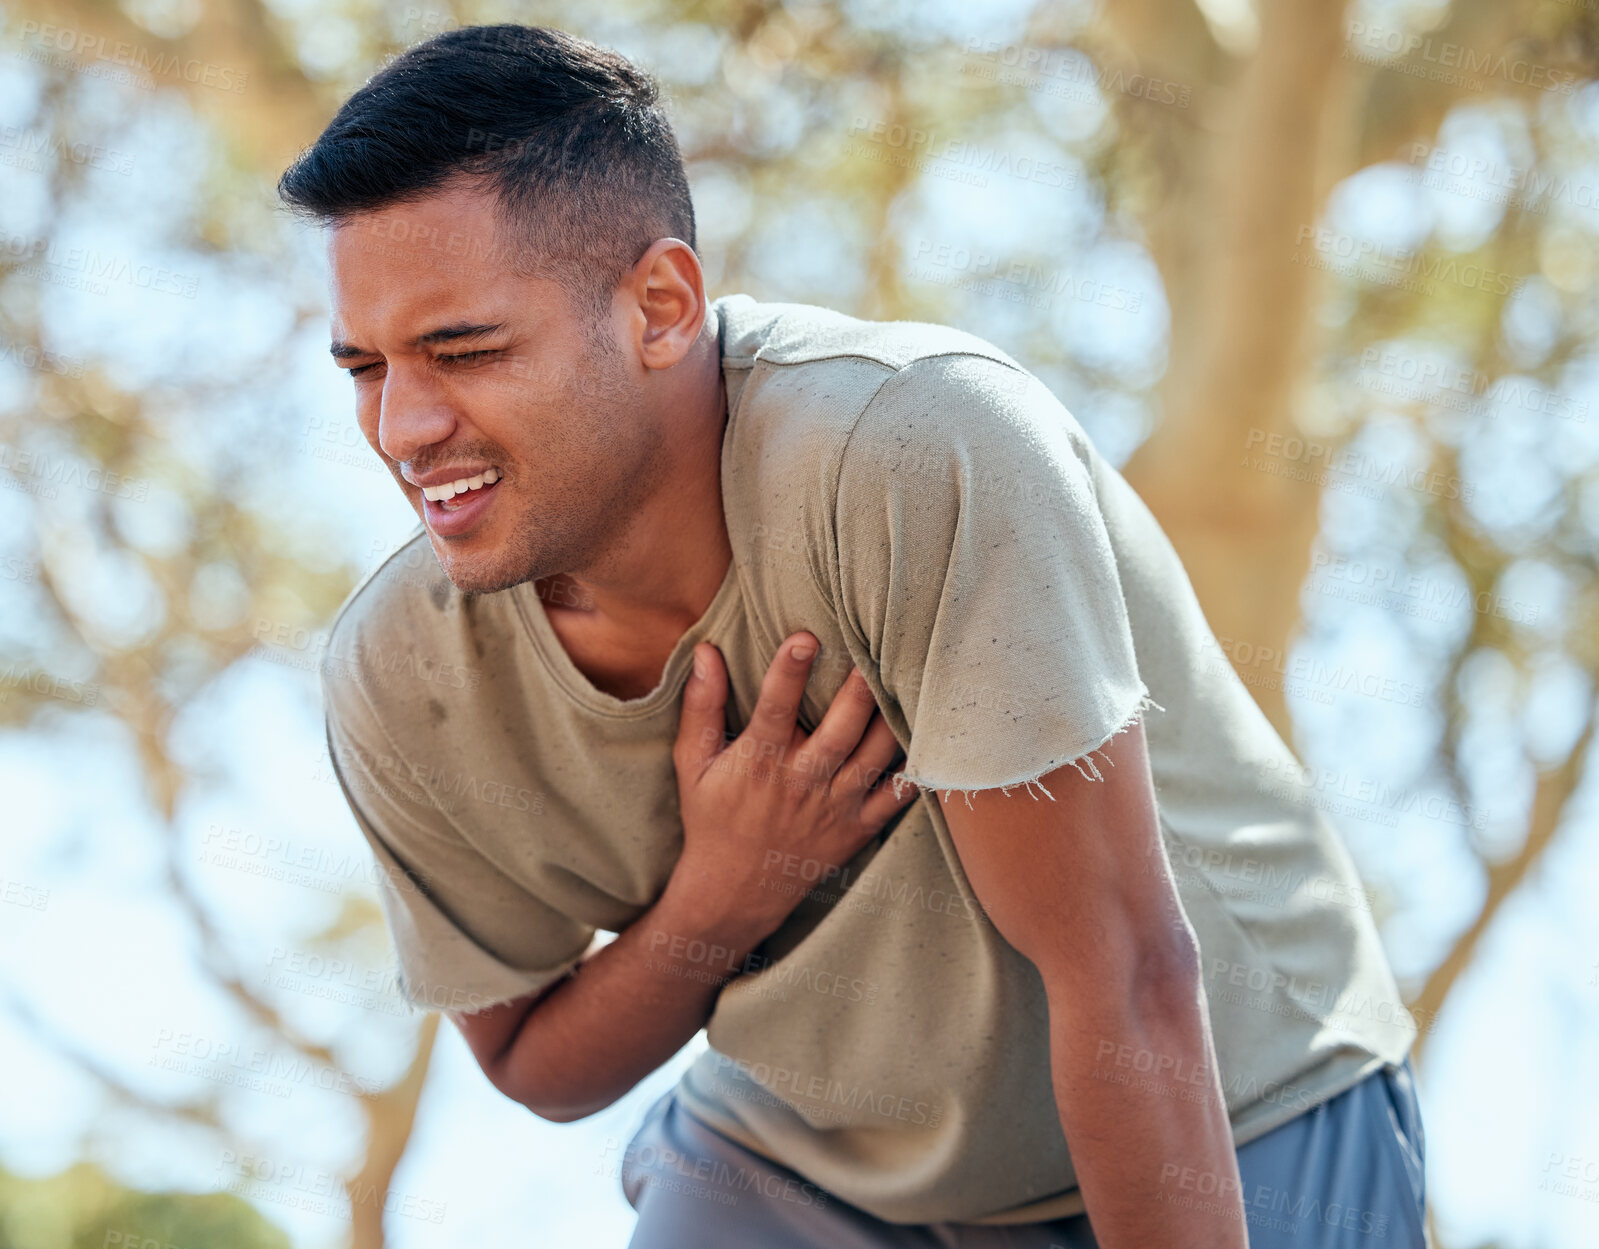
[493,1066,618,1123]
[1126,917,1205,1027]
[1146,916,1203,991]
[517,1092,615,1124]
[520,1098,587,1124]
[1037,916,1205,1029]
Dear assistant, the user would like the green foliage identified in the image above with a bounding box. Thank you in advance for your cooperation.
[0,1163,289,1249]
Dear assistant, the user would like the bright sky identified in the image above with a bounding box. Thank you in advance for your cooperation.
[1,16,1597,1249]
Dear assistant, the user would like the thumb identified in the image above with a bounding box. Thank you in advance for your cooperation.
[675,642,729,776]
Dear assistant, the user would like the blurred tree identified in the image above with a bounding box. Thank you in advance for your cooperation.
[0,1161,289,1248]
[2,1,1596,1247]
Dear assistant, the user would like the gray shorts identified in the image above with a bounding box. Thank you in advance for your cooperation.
[621,1058,1428,1247]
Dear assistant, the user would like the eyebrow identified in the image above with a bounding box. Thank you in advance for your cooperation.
[329,321,507,360]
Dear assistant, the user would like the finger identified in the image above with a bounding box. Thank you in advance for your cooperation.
[741,632,819,765]
[673,642,729,779]
[829,713,906,796]
[857,764,921,827]
[791,666,880,785]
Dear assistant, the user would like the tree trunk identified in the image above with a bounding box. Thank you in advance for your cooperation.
[1122,0,1355,743]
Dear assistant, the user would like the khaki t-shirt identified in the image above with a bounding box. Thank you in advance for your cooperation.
[318,293,1417,1226]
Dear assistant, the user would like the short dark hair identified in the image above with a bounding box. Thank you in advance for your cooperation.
[278,24,696,324]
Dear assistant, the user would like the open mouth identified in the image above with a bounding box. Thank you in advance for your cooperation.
[419,467,504,536]
[423,466,501,510]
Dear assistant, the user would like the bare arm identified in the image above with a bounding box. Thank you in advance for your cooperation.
[940,720,1248,1249]
[450,632,914,1121]
[445,870,768,1122]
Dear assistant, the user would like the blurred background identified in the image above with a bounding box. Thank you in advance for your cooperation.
[0,0,1595,1245]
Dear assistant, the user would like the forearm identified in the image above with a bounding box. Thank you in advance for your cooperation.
[1047,956,1248,1249]
[482,875,772,1121]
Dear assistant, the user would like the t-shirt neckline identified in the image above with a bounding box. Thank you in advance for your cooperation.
[513,557,741,719]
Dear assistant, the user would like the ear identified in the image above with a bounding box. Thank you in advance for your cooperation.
[625,237,709,370]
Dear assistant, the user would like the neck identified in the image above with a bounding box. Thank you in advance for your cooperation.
[545,316,732,641]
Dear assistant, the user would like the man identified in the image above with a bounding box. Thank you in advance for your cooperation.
[280,23,1428,1248]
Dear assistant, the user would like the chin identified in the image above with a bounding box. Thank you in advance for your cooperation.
[431,546,536,597]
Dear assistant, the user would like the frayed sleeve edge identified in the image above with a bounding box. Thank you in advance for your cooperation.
[888,691,1165,811]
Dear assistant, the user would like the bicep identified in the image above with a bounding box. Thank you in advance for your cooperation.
[940,719,1194,1003]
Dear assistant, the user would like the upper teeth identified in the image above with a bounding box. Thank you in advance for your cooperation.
[422,467,499,501]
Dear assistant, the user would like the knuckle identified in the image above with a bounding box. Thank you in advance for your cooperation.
[758,696,799,721]
[848,678,879,710]
[831,669,874,706]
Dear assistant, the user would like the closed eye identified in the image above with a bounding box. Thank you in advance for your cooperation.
[345,349,499,379]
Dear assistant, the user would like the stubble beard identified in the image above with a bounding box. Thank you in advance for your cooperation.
[435,331,661,597]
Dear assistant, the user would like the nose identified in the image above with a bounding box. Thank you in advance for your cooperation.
[376,362,457,464]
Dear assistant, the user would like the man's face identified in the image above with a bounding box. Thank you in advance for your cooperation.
[326,182,660,594]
